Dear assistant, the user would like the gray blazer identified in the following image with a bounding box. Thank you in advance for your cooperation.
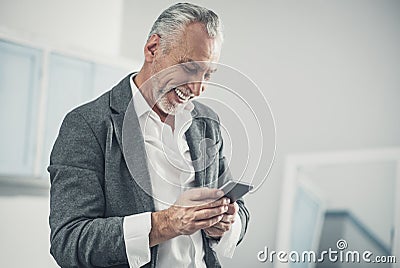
[48,74,249,268]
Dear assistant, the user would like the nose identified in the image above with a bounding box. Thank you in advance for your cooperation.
[188,73,205,97]
[188,78,205,97]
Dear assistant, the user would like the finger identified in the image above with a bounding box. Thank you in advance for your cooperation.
[210,221,231,232]
[204,226,224,238]
[175,196,229,209]
[188,188,224,201]
[191,197,229,210]
[194,205,228,221]
[204,197,230,208]
[225,202,239,215]
[221,214,235,224]
[194,214,224,229]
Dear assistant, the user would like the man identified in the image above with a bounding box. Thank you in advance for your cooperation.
[49,3,249,268]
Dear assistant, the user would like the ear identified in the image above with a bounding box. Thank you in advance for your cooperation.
[144,34,160,63]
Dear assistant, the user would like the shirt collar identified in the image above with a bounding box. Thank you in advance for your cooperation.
[130,74,153,118]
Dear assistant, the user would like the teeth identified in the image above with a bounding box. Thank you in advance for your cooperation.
[174,88,189,101]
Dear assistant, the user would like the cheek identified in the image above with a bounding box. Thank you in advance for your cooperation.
[166,89,177,102]
[172,69,192,86]
[160,69,189,91]
[156,88,174,103]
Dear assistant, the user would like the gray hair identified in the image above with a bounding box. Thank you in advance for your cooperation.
[148,3,223,53]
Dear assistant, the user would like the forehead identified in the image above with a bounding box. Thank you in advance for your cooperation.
[178,22,221,63]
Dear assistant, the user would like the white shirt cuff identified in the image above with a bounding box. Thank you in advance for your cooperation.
[211,213,242,258]
[123,212,152,268]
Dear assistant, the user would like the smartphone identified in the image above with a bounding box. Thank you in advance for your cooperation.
[219,181,253,203]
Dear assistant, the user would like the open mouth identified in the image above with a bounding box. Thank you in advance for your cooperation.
[174,87,193,102]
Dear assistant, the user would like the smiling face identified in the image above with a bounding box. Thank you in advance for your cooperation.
[138,22,221,121]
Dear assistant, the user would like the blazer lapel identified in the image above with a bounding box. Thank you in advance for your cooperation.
[110,74,155,211]
[185,114,207,187]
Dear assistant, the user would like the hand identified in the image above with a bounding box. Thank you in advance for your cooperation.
[203,202,239,239]
[149,188,230,246]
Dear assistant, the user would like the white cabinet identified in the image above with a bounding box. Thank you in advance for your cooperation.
[0,40,42,176]
[40,55,130,177]
[93,63,129,97]
[0,39,133,178]
[40,54,95,176]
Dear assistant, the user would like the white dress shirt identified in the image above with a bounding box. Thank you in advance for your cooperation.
[123,74,242,267]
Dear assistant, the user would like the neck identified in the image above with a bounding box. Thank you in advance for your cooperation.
[134,67,175,129]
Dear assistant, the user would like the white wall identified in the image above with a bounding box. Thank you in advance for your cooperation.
[0,0,124,56]
[0,196,57,267]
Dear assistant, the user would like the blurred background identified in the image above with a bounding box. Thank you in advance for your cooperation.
[0,0,399,267]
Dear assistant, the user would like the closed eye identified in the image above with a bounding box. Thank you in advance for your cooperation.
[183,65,197,74]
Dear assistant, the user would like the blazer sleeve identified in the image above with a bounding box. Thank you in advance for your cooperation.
[48,110,128,267]
[217,129,250,245]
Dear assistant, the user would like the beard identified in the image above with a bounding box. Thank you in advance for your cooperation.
[157,93,178,115]
[150,59,179,116]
